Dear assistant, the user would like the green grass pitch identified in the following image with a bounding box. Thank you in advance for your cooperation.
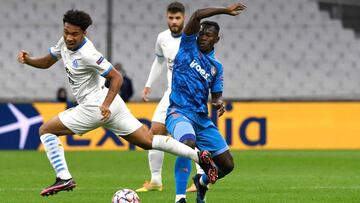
[1,150,360,203]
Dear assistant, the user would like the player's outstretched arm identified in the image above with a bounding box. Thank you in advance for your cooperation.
[211,92,225,117]
[17,50,57,69]
[184,2,246,36]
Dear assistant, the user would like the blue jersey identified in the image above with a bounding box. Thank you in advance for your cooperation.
[168,33,223,127]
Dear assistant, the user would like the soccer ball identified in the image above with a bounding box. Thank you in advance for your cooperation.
[112,189,140,203]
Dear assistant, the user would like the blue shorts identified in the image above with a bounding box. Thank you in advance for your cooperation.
[166,111,229,157]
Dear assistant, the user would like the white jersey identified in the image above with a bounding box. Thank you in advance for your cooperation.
[145,29,181,124]
[145,29,181,92]
[49,37,112,104]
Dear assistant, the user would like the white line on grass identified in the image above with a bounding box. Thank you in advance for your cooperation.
[289,186,360,190]
[0,187,122,192]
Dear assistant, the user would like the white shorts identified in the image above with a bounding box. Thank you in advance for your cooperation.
[59,93,142,136]
[151,90,170,124]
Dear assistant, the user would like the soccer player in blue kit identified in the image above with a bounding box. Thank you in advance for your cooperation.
[165,2,246,203]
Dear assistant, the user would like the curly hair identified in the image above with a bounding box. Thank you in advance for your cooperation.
[201,20,220,33]
[63,10,92,31]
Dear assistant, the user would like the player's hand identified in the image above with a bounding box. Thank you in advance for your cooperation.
[17,50,30,64]
[226,3,246,16]
[99,105,111,121]
[212,101,226,117]
[142,87,151,102]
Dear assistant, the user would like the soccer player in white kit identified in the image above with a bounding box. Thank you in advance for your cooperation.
[137,2,203,201]
[17,10,217,197]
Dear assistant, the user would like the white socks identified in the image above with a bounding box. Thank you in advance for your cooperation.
[148,149,164,185]
[152,135,199,163]
[40,133,72,180]
[175,194,186,202]
[195,148,205,175]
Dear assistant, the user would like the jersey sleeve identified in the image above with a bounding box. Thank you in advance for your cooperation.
[145,33,166,87]
[145,56,165,88]
[179,33,197,50]
[211,65,224,93]
[48,37,64,60]
[85,52,113,77]
[154,34,164,57]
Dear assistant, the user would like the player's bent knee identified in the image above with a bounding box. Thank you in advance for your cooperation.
[131,135,152,150]
[224,161,234,174]
[39,123,49,136]
[139,141,153,150]
[182,139,196,149]
[218,162,234,179]
[150,122,167,135]
[124,126,153,150]
[126,138,152,150]
[223,156,235,174]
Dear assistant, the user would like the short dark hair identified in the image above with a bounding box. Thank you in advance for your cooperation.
[167,1,185,13]
[201,21,220,33]
[63,10,92,31]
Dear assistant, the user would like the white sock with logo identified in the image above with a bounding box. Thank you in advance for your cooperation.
[151,135,199,163]
[40,133,72,180]
[148,149,164,185]
[195,148,205,174]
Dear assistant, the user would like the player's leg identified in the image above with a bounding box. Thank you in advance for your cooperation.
[186,147,203,193]
[121,125,199,161]
[192,151,234,202]
[174,155,192,202]
[193,150,234,203]
[148,122,167,185]
[136,122,167,192]
[195,155,205,175]
[192,124,230,203]
[38,115,76,196]
[113,121,216,180]
[106,98,217,185]
[212,150,234,180]
[169,118,196,202]
[141,92,170,192]
[166,112,219,203]
[40,104,103,196]
[122,127,218,199]
[121,123,218,187]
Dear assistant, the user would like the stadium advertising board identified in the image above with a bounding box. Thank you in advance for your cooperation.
[1,102,360,150]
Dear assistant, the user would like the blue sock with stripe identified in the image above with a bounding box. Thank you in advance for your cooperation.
[175,156,192,200]
[200,173,210,186]
[40,133,72,180]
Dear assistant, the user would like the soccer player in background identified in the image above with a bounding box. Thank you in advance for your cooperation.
[165,3,246,203]
[17,9,217,197]
[137,2,203,199]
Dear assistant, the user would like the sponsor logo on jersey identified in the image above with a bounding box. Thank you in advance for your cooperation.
[65,67,73,77]
[189,60,210,81]
[65,67,75,85]
[96,56,105,65]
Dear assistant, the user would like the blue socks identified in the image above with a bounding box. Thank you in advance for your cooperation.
[175,156,192,198]
[172,120,196,201]
[200,173,210,186]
